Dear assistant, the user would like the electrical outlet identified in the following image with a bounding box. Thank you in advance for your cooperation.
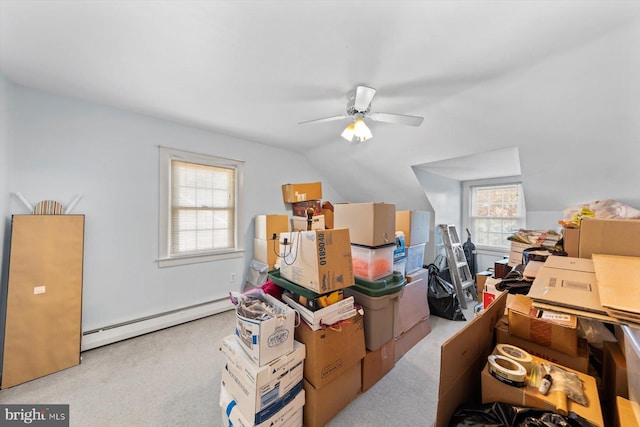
[230,272,237,283]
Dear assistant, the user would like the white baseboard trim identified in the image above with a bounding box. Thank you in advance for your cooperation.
[81,298,234,352]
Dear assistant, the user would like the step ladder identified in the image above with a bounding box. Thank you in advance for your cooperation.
[438,224,477,309]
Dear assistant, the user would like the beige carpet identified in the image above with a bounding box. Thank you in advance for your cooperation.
[0,301,477,426]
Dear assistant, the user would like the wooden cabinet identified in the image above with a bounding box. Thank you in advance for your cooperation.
[1,215,84,389]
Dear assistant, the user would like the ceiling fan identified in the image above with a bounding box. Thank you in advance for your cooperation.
[299,85,424,143]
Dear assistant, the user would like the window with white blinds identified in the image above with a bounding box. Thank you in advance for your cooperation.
[470,183,525,249]
[159,147,244,267]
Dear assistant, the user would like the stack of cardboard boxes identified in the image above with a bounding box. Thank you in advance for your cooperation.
[248,183,438,425]
[276,216,365,426]
[253,214,289,271]
[220,293,305,426]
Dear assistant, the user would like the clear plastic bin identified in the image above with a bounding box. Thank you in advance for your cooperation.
[405,243,426,274]
[351,243,395,281]
[393,257,407,277]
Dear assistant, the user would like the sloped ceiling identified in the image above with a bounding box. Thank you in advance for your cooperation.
[1,1,639,212]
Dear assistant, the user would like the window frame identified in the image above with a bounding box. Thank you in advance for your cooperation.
[462,177,525,251]
[158,146,244,268]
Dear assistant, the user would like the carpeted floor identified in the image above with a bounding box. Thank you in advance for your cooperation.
[0,301,477,426]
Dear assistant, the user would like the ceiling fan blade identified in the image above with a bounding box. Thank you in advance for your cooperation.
[298,115,347,125]
[353,86,376,112]
[369,112,424,127]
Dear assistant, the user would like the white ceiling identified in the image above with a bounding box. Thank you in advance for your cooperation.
[2,1,640,211]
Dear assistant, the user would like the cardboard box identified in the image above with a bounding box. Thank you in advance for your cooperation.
[253,237,280,271]
[322,201,334,229]
[527,256,610,320]
[220,382,305,427]
[563,226,580,257]
[483,277,514,311]
[292,214,325,231]
[481,350,604,427]
[508,294,578,356]
[509,241,533,267]
[235,293,296,367]
[281,182,322,203]
[361,338,395,392]
[604,340,629,427]
[291,200,321,217]
[394,316,431,362]
[435,292,509,427]
[579,218,640,259]
[279,229,354,294]
[255,214,290,240]
[394,277,430,338]
[476,271,491,302]
[494,317,589,373]
[334,202,396,247]
[617,396,640,427]
[220,336,305,420]
[294,313,365,389]
[395,210,430,246]
[303,360,361,427]
[592,254,640,324]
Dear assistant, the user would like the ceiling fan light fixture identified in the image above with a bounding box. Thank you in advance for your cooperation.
[341,122,355,142]
[353,117,373,141]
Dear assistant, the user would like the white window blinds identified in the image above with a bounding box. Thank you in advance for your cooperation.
[170,160,236,255]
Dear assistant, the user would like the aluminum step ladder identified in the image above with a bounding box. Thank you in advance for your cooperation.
[438,224,477,309]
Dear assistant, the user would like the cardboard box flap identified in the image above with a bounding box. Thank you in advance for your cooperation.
[435,292,508,427]
[593,254,640,317]
[508,294,577,329]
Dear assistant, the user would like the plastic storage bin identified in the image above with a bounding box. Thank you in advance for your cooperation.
[622,325,640,424]
[405,243,426,274]
[393,257,407,277]
[344,272,406,351]
[351,243,395,281]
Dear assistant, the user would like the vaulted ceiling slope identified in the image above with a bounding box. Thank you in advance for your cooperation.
[1,1,639,212]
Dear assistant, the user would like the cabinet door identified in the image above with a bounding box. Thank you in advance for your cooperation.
[2,215,84,389]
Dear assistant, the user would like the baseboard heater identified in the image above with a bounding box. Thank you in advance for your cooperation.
[81,297,234,351]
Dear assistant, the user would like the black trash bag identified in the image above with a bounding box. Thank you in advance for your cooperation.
[426,263,466,321]
[449,401,593,427]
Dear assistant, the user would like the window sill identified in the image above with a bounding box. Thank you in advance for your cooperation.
[475,245,509,256]
[157,249,244,268]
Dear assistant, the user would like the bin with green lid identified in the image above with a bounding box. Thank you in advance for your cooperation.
[344,271,407,351]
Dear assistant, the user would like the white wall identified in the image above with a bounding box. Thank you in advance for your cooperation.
[0,76,10,276]
[8,83,342,332]
[412,167,461,265]
[0,75,12,367]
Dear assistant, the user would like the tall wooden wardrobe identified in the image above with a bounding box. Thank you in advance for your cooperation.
[1,214,85,389]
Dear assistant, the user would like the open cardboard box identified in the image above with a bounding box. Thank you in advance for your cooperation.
[436,292,605,427]
[435,292,509,427]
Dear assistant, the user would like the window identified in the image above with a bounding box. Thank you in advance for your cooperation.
[159,147,244,267]
[469,183,525,249]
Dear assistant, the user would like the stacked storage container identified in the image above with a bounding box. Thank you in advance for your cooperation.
[270,220,365,427]
[268,270,364,427]
[253,214,290,271]
[333,202,413,389]
[396,210,430,275]
[394,210,432,360]
[220,291,305,427]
